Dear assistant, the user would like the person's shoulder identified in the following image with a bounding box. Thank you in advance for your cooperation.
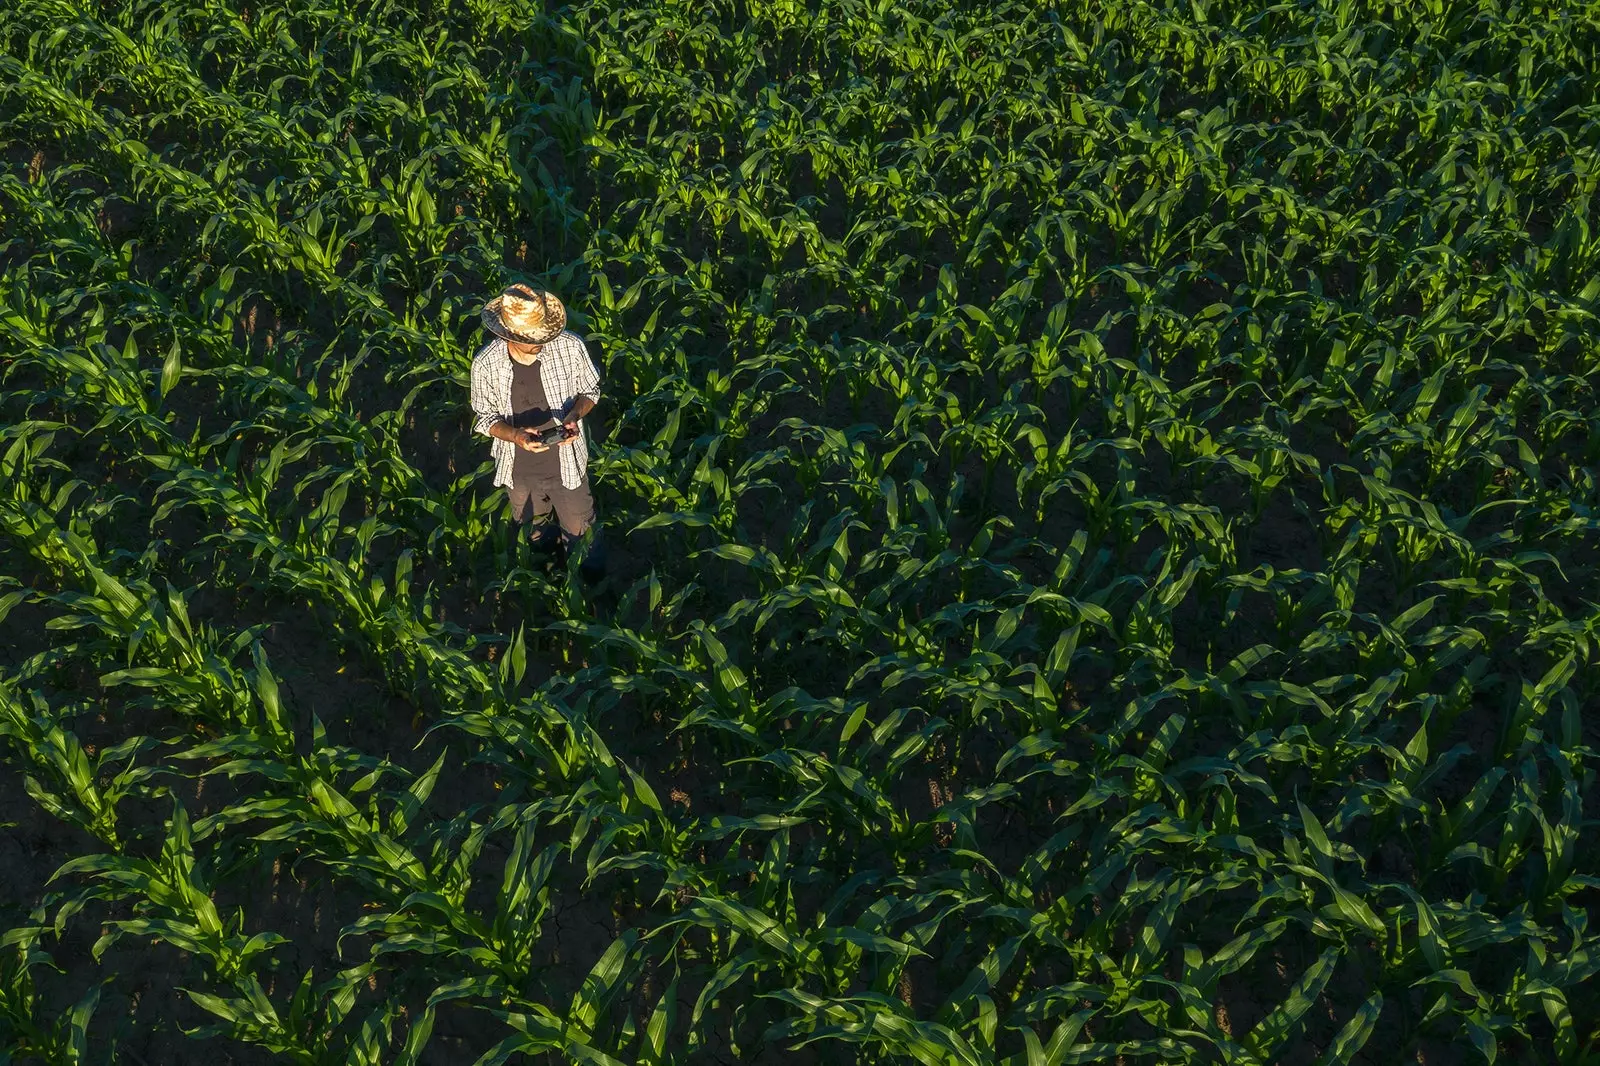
[550,330,598,366]
[552,329,590,352]
[470,337,505,367]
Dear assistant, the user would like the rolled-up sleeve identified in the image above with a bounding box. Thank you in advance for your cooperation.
[469,353,501,437]
[573,337,602,404]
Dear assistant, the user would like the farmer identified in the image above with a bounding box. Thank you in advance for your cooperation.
[469,284,605,578]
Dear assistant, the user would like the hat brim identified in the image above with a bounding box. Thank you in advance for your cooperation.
[480,302,569,344]
[483,306,563,345]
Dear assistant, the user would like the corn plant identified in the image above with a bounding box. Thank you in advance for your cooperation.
[3,0,1599,1061]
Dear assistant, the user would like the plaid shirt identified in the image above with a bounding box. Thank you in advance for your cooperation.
[469,331,601,491]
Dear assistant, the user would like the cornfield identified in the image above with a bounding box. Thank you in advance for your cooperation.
[2,0,1597,1061]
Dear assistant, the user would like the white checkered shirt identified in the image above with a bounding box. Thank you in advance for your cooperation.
[469,331,601,491]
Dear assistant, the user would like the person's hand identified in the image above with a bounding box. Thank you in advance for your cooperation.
[557,419,580,446]
[517,428,548,453]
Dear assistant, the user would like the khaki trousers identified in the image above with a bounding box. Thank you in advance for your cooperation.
[507,473,597,559]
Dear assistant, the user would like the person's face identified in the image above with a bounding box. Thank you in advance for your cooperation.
[506,339,543,363]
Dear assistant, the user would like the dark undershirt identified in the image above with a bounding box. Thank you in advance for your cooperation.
[509,357,562,482]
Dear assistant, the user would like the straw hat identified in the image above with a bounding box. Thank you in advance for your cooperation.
[482,284,567,345]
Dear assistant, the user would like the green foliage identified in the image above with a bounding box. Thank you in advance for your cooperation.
[1,0,1598,1062]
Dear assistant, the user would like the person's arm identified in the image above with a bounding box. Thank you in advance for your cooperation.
[489,420,537,446]
[561,394,596,427]
[559,339,603,432]
[469,353,504,438]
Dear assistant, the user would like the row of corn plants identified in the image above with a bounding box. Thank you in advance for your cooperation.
[3,0,1598,1061]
